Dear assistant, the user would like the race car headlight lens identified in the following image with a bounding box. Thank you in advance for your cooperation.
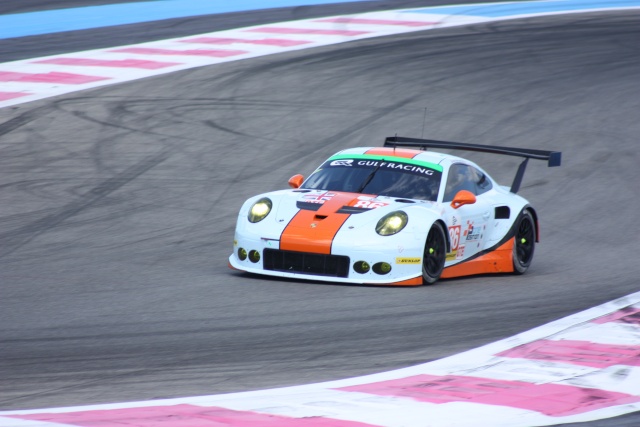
[376,211,408,236]
[248,198,272,223]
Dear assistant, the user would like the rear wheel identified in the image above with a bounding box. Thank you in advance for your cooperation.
[422,222,446,285]
[513,210,536,274]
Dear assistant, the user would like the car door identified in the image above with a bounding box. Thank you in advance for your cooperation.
[441,163,493,265]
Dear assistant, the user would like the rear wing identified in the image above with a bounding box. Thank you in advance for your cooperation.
[384,136,561,193]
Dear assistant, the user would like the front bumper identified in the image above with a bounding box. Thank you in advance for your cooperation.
[229,233,425,285]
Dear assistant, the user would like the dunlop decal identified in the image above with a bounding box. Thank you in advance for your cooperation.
[396,257,421,264]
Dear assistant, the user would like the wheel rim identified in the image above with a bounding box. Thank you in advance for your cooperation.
[515,217,534,265]
[424,226,445,276]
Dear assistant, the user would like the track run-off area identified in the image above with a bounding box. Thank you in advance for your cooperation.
[1,0,639,426]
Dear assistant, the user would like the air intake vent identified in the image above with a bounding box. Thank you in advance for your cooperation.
[263,249,350,278]
[495,206,510,219]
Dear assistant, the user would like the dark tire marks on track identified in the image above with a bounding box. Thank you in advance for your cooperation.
[0,149,170,258]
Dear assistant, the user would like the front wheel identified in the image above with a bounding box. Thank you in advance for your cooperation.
[513,210,536,274]
[422,222,446,285]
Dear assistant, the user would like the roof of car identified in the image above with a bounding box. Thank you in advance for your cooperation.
[334,147,468,167]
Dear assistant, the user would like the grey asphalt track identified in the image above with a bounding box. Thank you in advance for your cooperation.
[1,3,639,426]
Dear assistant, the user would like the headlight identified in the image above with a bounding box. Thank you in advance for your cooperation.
[376,211,408,236]
[248,198,272,223]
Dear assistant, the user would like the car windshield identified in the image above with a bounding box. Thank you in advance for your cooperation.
[301,157,442,201]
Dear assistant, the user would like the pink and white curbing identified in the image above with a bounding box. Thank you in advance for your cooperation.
[0,10,488,108]
[1,291,639,426]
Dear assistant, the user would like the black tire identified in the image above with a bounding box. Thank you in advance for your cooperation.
[513,210,536,274]
[422,222,447,285]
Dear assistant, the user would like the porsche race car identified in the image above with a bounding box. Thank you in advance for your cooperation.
[229,136,561,286]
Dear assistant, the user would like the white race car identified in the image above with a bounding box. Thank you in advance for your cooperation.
[229,136,561,286]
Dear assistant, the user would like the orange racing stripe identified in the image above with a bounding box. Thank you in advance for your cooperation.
[365,147,421,158]
[280,192,361,254]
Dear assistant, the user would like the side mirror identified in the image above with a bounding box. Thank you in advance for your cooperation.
[451,190,476,209]
[288,174,304,189]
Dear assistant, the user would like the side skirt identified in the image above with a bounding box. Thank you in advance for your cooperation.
[441,239,514,279]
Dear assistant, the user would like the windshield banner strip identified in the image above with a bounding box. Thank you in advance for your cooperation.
[328,154,443,172]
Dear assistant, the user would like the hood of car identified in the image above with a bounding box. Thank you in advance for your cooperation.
[239,188,441,256]
[295,189,393,211]
[270,190,412,254]
[275,189,427,217]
